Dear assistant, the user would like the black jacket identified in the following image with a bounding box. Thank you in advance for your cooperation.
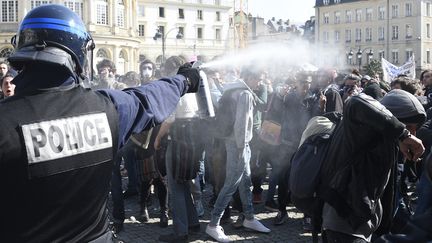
[320,94,405,229]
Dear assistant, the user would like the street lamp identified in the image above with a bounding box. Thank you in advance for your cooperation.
[153,27,183,64]
[347,49,354,64]
[347,48,374,72]
[356,48,363,71]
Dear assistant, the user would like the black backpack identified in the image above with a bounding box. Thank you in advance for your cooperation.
[289,112,342,243]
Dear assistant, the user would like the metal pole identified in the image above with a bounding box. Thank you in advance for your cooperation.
[162,32,166,63]
[358,57,361,71]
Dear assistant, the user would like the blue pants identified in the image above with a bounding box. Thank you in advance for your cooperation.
[166,142,199,236]
[210,140,254,226]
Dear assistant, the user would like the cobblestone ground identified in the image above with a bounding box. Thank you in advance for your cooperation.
[110,181,315,243]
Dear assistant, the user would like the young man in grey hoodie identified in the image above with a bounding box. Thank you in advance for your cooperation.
[205,68,270,242]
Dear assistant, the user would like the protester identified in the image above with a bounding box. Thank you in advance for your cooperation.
[156,55,202,243]
[314,68,344,115]
[362,75,384,100]
[1,72,16,98]
[341,74,361,102]
[261,74,315,226]
[0,4,199,242]
[140,59,157,84]
[0,61,9,79]
[205,68,271,242]
[320,90,426,243]
[93,59,127,90]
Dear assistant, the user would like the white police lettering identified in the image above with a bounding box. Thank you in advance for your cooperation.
[21,113,112,163]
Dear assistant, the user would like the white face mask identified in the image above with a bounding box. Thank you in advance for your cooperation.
[141,64,153,80]
[141,69,152,79]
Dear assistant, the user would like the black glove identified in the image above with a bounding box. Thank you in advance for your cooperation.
[177,62,200,93]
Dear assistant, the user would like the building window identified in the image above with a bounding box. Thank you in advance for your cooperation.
[117,50,127,75]
[158,25,165,37]
[335,31,340,42]
[0,47,13,59]
[406,50,413,62]
[31,0,51,9]
[197,27,203,39]
[366,8,372,21]
[392,50,399,64]
[96,48,109,61]
[345,10,352,23]
[334,11,340,24]
[178,26,184,36]
[324,13,329,24]
[179,8,184,19]
[216,11,221,21]
[323,0,329,5]
[406,24,412,38]
[1,0,18,22]
[427,3,431,17]
[392,5,399,18]
[345,29,351,42]
[355,28,362,42]
[366,28,372,41]
[159,7,165,18]
[379,26,385,40]
[64,0,83,18]
[428,50,431,64]
[116,0,125,27]
[355,9,362,22]
[138,5,145,17]
[215,28,221,40]
[378,6,385,20]
[323,31,329,43]
[96,0,108,25]
[334,0,340,3]
[138,24,145,37]
[392,25,399,40]
[428,23,431,38]
[197,10,203,20]
[405,3,412,17]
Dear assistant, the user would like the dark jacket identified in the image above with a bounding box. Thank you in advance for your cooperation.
[0,67,188,242]
[320,93,405,229]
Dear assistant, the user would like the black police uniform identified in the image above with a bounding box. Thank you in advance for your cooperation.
[0,86,118,242]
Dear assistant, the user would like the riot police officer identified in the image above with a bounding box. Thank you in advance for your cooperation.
[0,4,199,242]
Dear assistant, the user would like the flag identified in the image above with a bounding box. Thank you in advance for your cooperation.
[381,55,415,83]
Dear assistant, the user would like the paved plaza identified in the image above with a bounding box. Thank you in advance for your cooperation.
[111,183,315,243]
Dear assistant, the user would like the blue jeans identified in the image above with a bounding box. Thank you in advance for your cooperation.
[210,140,254,226]
[415,173,432,215]
[122,141,139,192]
[166,142,199,236]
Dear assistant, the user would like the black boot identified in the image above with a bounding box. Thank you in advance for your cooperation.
[159,210,169,228]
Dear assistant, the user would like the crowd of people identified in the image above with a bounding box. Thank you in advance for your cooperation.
[1,4,432,243]
[68,51,431,242]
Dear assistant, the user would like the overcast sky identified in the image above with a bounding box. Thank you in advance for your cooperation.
[247,0,316,24]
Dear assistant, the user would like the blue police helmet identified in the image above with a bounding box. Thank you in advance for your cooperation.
[8,4,94,78]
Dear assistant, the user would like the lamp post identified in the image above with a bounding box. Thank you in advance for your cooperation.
[347,49,354,64]
[153,27,183,64]
[347,48,374,72]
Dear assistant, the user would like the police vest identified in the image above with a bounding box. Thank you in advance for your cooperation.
[0,86,119,242]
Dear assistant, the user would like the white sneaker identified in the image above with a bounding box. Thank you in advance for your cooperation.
[205,225,230,242]
[242,218,271,233]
